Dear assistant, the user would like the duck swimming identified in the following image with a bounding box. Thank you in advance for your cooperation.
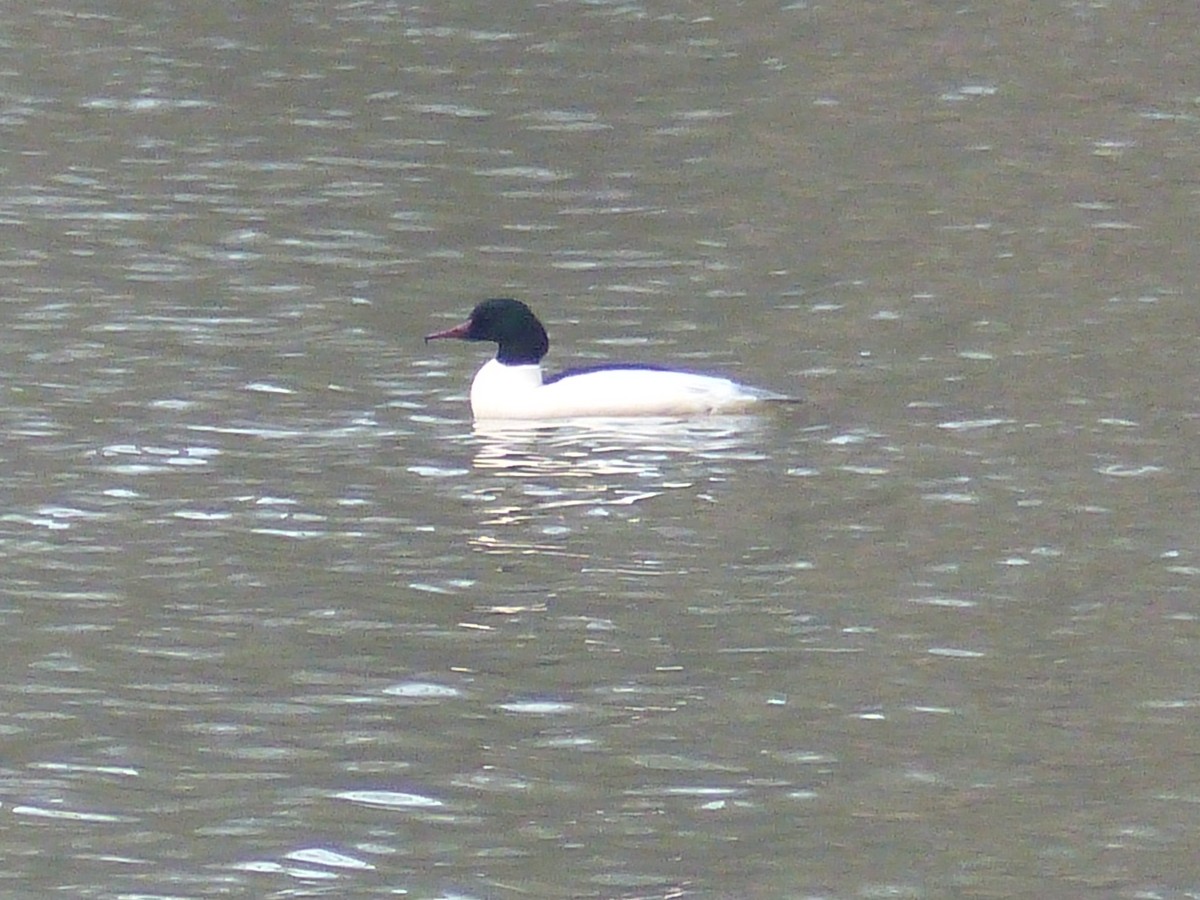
[424,298,792,420]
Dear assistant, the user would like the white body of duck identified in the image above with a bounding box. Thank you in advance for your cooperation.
[468,358,780,419]
[426,298,791,421]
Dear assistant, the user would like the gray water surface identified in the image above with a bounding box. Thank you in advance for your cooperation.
[2,2,1199,898]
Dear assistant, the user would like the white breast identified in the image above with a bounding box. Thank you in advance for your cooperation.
[469,360,546,419]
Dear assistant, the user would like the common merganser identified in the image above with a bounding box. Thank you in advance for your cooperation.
[424,298,792,420]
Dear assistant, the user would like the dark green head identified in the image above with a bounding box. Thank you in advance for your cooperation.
[425,298,550,364]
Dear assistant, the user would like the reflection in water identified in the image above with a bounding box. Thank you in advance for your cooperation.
[466,416,778,558]
[472,416,772,476]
